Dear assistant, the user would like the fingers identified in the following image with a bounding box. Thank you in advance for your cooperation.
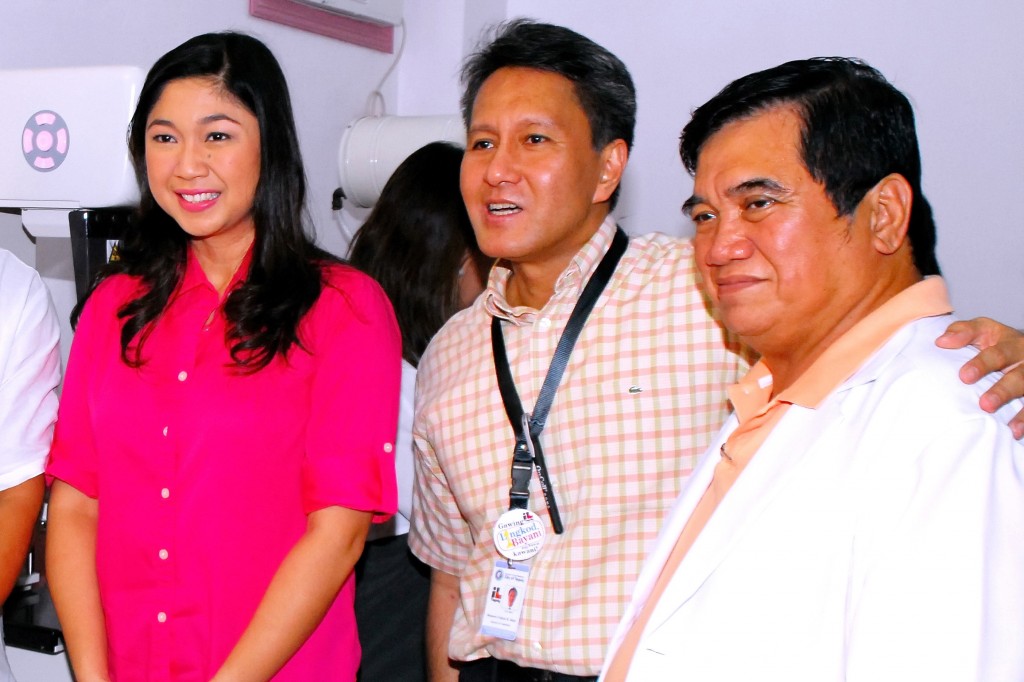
[974,359,1024,439]
[1013,416,1024,441]
[960,342,1016,385]
[979,354,1024,406]
[936,319,985,350]
[946,321,1024,439]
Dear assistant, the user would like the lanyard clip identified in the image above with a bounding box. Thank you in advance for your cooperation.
[509,436,533,510]
[521,413,537,459]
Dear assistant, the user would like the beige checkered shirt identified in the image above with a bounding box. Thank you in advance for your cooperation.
[409,218,750,675]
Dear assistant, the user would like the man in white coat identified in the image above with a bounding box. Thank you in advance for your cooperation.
[602,57,1024,682]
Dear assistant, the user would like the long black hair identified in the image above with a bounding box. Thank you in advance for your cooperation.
[75,31,335,369]
[347,142,487,367]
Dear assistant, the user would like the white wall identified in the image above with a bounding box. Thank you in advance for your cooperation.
[9,3,1015,326]
[3,1,1019,324]
[400,0,1024,326]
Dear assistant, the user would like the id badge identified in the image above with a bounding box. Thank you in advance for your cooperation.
[480,560,531,641]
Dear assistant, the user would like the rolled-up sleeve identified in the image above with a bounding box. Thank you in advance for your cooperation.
[0,255,60,490]
[408,350,474,576]
[301,270,402,518]
[45,280,125,498]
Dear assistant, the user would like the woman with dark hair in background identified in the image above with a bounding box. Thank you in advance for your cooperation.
[45,32,401,681]
[347,141,489,681]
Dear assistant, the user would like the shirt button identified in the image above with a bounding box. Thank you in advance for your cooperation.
[158,549,169,560]
[383,442,393,454]
[161,488,170,499]
[177,371,188,382]
[162,426,169,437]
[157,612,167,623]
[537,317,552,331]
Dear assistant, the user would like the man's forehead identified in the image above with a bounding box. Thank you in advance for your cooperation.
[693,108,805,179]
[469,67,582,120]
[705,105,800,150]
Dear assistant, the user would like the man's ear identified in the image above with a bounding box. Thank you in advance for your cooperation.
[593,139,629,204]
[868,173,913,255]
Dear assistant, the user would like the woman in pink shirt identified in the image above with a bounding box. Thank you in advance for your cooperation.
[45,32,401,682]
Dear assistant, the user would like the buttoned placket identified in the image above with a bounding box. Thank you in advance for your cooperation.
[152,285,217,649]
[520,277,584,659]
[528,311,559,400]
[526,267,581,403]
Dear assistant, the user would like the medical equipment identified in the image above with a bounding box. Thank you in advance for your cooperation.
[0,65,143,296]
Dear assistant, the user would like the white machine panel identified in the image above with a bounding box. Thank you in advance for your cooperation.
[0,65,144,210]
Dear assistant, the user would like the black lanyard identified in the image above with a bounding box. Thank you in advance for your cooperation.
[491,227,629,534]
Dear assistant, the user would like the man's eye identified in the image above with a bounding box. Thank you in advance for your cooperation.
[525,134,547,144]
[692,211,716,224]
[470,139,494,150]
[746,197,775,210]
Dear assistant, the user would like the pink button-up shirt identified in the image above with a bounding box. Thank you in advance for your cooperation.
[47,251,401,681]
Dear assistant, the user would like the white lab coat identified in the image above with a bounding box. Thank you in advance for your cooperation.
[602,316,1024,682]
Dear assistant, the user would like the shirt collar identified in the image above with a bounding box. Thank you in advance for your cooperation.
[728,276,953,422]
[483,216,617,325]
[179,242,255,298]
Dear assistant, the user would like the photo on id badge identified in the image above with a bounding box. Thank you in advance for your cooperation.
[481,561,531,640]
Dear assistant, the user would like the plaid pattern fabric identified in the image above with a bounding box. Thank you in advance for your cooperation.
[409,219,749,675]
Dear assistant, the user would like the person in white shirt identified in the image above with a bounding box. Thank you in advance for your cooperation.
[0,248,61,682]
